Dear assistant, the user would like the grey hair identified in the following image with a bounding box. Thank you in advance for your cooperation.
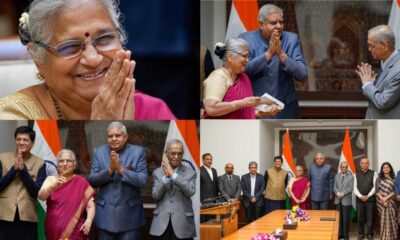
[217,38,249,63]
[340,161,348,168]
[56,149,77,162]
[248,161,258,168]
[165,139,184,152]
[315,152,325,160]
[368,25,395,49]
[107,121,127,134]
[258,4,283,22]
[23,0,127,62]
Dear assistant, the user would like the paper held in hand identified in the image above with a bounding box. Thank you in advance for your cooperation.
[256,92,285,112]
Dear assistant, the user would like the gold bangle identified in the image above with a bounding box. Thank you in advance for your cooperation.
[231,102,235,111]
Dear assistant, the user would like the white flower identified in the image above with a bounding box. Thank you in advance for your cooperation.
[19,12,29,27]
[214,42,225,49]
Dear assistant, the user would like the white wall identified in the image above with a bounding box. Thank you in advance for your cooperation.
[259,121,276,173]
[200,0,226,68]
[0,121,28,152]
[375,120,400,173]
[200,120,261,177]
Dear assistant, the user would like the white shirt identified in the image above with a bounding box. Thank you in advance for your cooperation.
[250,174,256,197]
[353,170,378,198]
[204,165,214,181]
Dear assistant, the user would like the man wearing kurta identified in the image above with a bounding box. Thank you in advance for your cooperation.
[263,156,288,214]
[0,126,46,240]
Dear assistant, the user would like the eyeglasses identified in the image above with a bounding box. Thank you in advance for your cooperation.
[263,20,284,26]
[168,152,184,157]
[229,50,251,60]
[58,159,75,164]
[35,31,120,60]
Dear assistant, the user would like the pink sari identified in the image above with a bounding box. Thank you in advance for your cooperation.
[45,175,95,240]
[290,177,311,210]
[204,73,255,119]
[134,91,176,120]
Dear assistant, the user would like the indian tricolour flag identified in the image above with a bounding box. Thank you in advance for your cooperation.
[281,129,296,209]
[389,0,400,50]
[225,0,259,40]
[31,120,62,240]
[164,120,200,239]
[338,128,357,219]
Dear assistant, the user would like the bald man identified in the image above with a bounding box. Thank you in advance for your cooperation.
[218,163,241,202]
[354,156,377,240]
[356,25,400,118]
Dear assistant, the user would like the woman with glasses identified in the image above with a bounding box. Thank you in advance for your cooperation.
[38,149,95,240]
[0,0,175,120]
[203,38,280,119]
[287,165,310,209]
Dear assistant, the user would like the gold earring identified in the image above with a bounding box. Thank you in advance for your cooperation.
[36,72,44,81]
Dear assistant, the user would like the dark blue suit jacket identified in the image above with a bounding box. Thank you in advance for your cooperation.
[240,30,307,119]
[309,163,334,201]
[89,144,148,232]
[240,173,264,208]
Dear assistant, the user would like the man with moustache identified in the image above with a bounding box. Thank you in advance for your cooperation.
[200,153,219,202]
[150,139,196,240]
[89,121,147,240]
[354,156,378,240]
[241,161,264,223]
[0,126,46,240]
[356,25,400,118]
[240,3,307,119]
[218,163,241,202]
[200,153,219,222]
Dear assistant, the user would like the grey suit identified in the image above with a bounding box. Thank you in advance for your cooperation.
[218,174,241,201]
[333,171,354,239]
[363,50,400,119]
[333,171,354,206]
[150,164,197,239]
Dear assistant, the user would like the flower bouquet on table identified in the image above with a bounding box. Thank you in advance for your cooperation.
[283,205,310,229]
[250,233,277,240]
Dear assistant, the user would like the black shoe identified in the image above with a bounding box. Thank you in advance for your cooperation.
[344,237,349,240]
[366,235,373,240]
[357,234,365,240]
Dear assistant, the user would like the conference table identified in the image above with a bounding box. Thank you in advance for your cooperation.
[222,210,339,240]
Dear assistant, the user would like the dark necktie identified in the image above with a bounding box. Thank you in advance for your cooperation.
[341,174,345,185]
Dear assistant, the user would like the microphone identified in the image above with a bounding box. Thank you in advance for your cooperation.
[201,195,230,209]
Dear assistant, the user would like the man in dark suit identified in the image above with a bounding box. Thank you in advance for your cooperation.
[240,161,265,223]
[200,153,218,202]
[218,163,241,202]
[356,25,400,118]
[89,121,147,240]
[240,4,307,119]
[150,139,196,240]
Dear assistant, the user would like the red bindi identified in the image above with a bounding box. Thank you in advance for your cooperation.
[84,32,90,37]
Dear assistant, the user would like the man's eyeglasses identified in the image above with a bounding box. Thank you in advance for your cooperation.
[35,31,120,60]
[58,159,75,164]
[229,50,251,60]
[168,152,184,157]
[263,20,284,26]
